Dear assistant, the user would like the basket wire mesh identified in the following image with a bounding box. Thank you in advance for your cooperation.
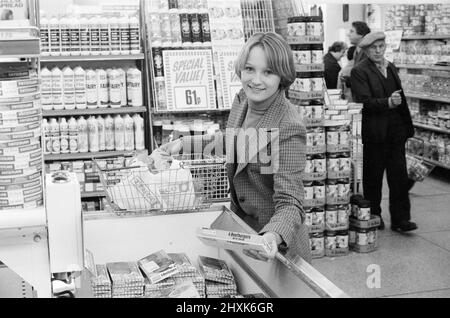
[93,154,228,215]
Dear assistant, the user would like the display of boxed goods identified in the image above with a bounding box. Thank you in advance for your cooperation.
[144,276,176,298]
[198,256,238,298]
[348,195,379,253]
[174,276,206,298]
[168,280,201,298]
[90,264,112,298]
[196,227,273,255]
[407,130,450,166]
[0,68,43,211]
[138,250,179,284]
[106,262,145,298]
[324,230,349,257]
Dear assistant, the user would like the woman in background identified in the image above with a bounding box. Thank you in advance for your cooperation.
[324,41,348,89]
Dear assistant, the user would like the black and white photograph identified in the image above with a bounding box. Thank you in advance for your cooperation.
[1,0,450,304]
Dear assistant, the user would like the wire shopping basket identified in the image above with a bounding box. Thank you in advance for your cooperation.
[93,154,227,215]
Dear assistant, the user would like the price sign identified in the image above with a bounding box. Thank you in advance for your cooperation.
[385,30,403,52]
[218,50,242,109]
[163,49,216,110]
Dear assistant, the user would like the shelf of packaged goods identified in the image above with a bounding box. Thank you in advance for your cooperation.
[152,108,231,115]
[40,53,145,62]
[44,150,139,161]
[402,35,450,41]
[397,64,450,71]
[43,106,147,117]
[81,191,106,199]
[405,93,450,103]
[412,155,450,170]
[413,122,450,134]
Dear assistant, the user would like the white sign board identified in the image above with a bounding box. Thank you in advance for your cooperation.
[218,50,242,109]
[163,49,216,110]
[0,0,29,27]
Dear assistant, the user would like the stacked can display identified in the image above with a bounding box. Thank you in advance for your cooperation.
[0,70,43,210]
[40,13,141,57]
[148,0,211,111]
[349,194,381,253]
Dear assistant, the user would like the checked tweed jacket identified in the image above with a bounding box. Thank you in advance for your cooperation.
[183,89,312,263]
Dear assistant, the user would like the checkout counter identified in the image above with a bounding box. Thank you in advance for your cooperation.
[81,205,348,298]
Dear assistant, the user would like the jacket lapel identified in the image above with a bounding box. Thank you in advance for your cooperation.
[233,90,285,177]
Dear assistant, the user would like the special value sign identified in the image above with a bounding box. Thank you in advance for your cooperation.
[163,49,216,110]
[218,50,242,109]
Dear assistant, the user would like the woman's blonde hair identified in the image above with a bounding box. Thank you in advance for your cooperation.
[234,32,295,90]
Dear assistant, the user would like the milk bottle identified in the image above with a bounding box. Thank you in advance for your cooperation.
[68,117,79,153]
[86,69,98,108]
[124,114,135,151]
[87,116,99,152]
[97,69,109,108]
[104,115,115,151]
[62,66,76,110]
[97,116,106,151]
[126,67,143,107]
[79,16,90,56]
[133,114,145,151]
[50,118,60,154]
[42,119,51,154]
[117,68,127,106]
[129,15,141,54]
[114,115,125,151]
[51,67,64,110]
[109,69,122,108]
[59,118,69,154]
[77,116,89,153]
[41,67,53,110]
[74,66,87,109]
[49,15,62,56]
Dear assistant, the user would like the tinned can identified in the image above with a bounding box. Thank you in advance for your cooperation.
[349,227,356,245]
[310,44,324,64]
[313,155,326,173]
[298,77,312,92]
[326,126,339,146]
[304,155,314,174]
[309,232,324,253]
[327,153,340,173]
[312,105,323,119]
[304,181,314,200]
[336,231,349,249]
[337,204,349,225]
[326,179,339,199]
[312,207,325,226]
[307,16,324,37]
[306,127,315,146]
[367,228,377,245]
[295,44,311,64]
[325,231,337,250]
[314,181,325,200]
[326,205,338,227]
[311,72,324,91]
[356,229,369,246]
[315,127,325,146]
[304,207,313,227]
[339,126,350,146]
[357,199,371,221]
[337,179,350,200]
[152,47,164,77]
[339,154,351,172]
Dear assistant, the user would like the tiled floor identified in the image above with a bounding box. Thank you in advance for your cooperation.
[313,170,450,298]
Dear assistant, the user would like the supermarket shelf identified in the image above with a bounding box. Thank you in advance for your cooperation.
[412,155,450,170]
[402,34,450,40]
[405,92,450,103]
[81,191,106,199]
[0,37,40,59]
[413,122,450,134]
[44,150,138,161]
[43,106,147,117]
[397,64,450,71]
[153,108,231,115]
[40,53,145,62]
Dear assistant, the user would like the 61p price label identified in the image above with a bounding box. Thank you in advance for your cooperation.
[174,87,208,109]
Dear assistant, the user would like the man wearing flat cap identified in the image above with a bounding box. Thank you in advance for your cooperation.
[350,31,417,233]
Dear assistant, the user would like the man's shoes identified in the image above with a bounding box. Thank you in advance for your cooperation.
[391,220,418,233]
[378,217,385,230]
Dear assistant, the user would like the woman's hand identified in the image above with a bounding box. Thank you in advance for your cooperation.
[159,138,183,155]
[243,232,281,262]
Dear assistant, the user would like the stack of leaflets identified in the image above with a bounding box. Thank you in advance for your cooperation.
[138,250,179,284]
[169,253,206,297]
[106,262,145,298]
[90,264,112,298]
[144,277,176,298]
[198,256,237,298]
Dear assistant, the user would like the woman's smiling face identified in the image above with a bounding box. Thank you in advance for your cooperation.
[241,45,281,103]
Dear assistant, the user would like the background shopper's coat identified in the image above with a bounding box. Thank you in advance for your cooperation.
[183,90,312,263]
[350,58,414,143]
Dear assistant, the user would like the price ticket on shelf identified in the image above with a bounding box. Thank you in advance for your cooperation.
[196,227,273,255]
[163,49,216,111]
